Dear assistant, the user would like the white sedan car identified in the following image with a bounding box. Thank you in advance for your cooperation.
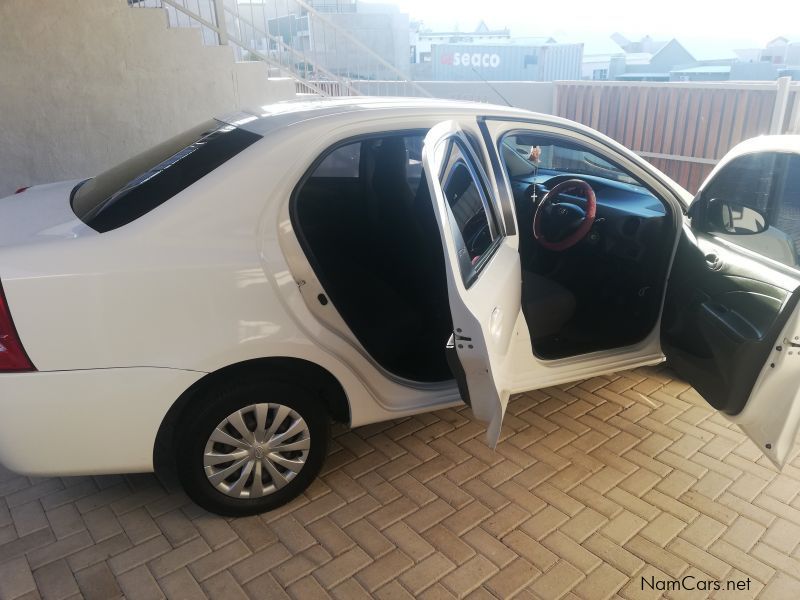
[1,98,799,516]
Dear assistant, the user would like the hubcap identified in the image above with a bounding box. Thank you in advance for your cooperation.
[203,403,311,499]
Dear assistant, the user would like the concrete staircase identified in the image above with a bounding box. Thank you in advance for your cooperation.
[123,0,297,106]
[0,0,296,196]
[128,0,430,98]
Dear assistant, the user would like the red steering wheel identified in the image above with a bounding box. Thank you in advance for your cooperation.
[533,178,597,251]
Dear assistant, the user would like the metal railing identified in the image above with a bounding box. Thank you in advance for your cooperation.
[127,0,430,98]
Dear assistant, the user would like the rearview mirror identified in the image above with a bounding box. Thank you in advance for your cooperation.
[707,197,768,235]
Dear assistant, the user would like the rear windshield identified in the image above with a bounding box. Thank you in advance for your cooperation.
[71,119,261,232]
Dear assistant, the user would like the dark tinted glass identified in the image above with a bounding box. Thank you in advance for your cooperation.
[443,141,494,265]
[772,155,800,256]
[702,152,777,216]
[701,152,800,268]
[312,143,361,178]
[72,120,261,232]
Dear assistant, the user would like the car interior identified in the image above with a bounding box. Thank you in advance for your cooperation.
[292,133,454,382]
[292,130,677,383]
[500,134,675,359]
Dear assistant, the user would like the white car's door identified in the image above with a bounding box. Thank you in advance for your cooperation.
[662,139,800,467]
[422,121,522,446]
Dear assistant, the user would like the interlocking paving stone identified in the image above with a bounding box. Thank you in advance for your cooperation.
[1,367,800,598]
[0,556,37,599]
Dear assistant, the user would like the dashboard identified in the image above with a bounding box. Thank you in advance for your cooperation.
[511,170,669,261]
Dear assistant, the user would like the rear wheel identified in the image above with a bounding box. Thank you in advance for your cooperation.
[175,378,329,516]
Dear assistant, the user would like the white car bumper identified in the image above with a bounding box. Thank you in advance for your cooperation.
[0,367,203,476]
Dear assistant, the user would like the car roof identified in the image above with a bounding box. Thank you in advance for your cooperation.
[217,96,535,136]
[724,134,800,159]
[697,134,800,190]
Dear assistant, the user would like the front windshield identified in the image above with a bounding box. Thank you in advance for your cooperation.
[502,135,640,186]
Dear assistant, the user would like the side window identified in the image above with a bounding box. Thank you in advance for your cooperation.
[771,155,800,259]
[309,135,425,185]
[701,152,799,268]
[312,143,361,178]
[702,152,774,230]
[441,138,500,285]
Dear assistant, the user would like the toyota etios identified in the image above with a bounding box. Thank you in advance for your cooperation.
[1,98,799,516]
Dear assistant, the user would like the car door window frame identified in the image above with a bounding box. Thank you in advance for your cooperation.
[437,134,505,288]
[691,150,800,271]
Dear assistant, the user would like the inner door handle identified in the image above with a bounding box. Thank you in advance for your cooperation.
[705,253,722,271]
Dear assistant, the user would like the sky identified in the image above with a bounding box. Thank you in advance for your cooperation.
[364,0,800,54]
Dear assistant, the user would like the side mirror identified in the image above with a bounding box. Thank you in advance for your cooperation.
[706,197,768,235]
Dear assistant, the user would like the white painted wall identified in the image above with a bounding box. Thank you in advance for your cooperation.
[0,0,295,196]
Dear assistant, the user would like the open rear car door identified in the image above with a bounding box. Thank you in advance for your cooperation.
[422,121,522,446]
[663,141,800,467]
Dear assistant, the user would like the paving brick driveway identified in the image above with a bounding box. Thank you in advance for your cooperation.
[2,366,800,600]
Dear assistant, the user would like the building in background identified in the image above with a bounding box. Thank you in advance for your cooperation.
[234,0,410,80]
[614,38,695,81]
[582,35,697,81]
[580,35,627,80]
[760,37,800,66]
[410,21,512,65]
[735,37,800,79]
[670,62,779,81]
[307,0,357,11]
[430,41,582,82]
[595,35,787,82]
[312,2,410,79]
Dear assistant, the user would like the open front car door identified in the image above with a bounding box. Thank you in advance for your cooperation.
[663,137,800,467]
[422,120,522,446]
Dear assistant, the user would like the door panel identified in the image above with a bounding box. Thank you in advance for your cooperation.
[663,228,800,416]
[422,121,522,446]
[665,142,800,467]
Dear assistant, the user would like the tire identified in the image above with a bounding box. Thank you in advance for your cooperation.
[175,376,330,516]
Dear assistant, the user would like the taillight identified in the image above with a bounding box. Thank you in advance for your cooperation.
[14,187,29,194]
[0,282,35,372]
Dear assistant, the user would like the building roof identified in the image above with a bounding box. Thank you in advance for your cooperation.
[419,22,510,37]
[685,47,737,62]
[623,52,654,65]
[767,36,790,46]
[616,72,670,79]
[670,65,731,74]
[651,39,695,62]
[611,34,668,54]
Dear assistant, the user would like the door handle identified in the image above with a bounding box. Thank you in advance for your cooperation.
[705,253,722,271]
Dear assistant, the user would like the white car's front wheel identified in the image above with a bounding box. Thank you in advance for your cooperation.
[175,377,329,516]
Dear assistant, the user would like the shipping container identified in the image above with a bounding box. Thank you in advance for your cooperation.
[431,42,583,81]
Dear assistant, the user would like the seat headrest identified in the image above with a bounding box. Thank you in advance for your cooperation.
[372,138,409,187]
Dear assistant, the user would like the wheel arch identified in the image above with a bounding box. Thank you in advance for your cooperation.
[153,357,349,477]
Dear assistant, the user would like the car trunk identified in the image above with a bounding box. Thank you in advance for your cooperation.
[0,180,98,249]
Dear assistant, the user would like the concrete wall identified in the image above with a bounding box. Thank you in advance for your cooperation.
[354,81,556,114]
[0,0,295,196]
